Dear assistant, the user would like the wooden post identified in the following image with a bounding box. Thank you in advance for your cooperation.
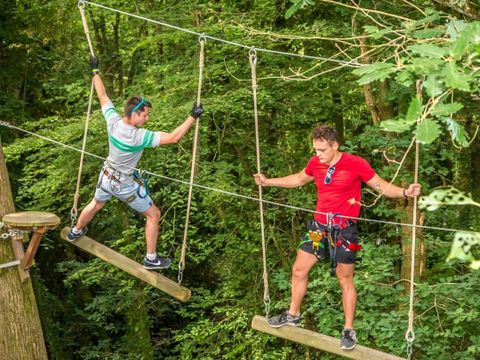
[251,316,406,360]
[10,236,29,281]
[60,227,191,302]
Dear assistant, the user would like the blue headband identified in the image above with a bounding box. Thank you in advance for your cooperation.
[131,96,147,115]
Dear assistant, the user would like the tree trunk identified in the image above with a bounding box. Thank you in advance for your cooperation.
[0,135,48,360]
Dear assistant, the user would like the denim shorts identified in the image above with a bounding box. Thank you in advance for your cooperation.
[94,170,154,213]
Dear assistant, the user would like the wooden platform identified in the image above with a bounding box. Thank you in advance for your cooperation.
[2,211,61,275]
[3,211,60,230]
[251,316,406,360]
[60,227,191,302]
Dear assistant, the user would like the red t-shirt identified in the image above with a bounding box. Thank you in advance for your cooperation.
[304,152,376,226]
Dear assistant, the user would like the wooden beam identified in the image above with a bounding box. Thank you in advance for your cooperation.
[10,235,29,282]
[251,316,406,360]
[60,227,191,302]
[20,229,45,270]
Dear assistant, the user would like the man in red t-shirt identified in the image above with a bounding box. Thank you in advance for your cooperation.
[254,125,421,350]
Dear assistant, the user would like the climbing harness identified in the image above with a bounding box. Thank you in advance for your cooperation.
[178,34,206,284]
[297,215,361,276]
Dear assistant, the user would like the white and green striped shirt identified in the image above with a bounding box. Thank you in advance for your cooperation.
[102,101,161,177]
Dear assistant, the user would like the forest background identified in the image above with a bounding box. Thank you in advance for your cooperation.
[1,0,480,359]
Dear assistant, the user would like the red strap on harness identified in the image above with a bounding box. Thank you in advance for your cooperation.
[335,240,362,251]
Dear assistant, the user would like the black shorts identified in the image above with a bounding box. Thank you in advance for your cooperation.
[299,223,360,264]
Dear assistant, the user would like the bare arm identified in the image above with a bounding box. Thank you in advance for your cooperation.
[254,170,313,189]
[93,74,111,107]
[366,174,421,198]
[159,115,197,145]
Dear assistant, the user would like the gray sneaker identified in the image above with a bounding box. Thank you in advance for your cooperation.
[66,226,88,242]
[143,255,171,270]
[267,311,301,328]
[340,328,357,350]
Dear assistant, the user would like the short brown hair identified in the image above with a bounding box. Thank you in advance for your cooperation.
[124,96,152,119]
[311,125,339,144]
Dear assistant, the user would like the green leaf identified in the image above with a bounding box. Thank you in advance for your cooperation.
[352,63,397,85]
[431,102,463,117]
[423,75,444,97]
[405,97,423,124]
[363,25,379,34]
[445,20,468,40]
[411,28,445,39]
[440,117,469,147]
[419,187,480,211]
[407,58,443,76]
[407,44,446,58]
[415,118,441,144]
[285,0,302,19]
[447,231,480,264]
[442,63,472,91]
[380,118,412,133]
[395,71,414,87]
[451,23,480,60]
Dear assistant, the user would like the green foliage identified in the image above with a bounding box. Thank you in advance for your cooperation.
[2,1,480,359]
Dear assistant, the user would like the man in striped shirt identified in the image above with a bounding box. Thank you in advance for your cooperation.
[67,56,203,270]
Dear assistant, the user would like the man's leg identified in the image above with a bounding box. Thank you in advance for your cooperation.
[289,249,318,315]
[75,198,105,230]
[67,198,105,241]
[336,263,356,329]
[337,262,357,350]
[143,204,160,254]
[268,249,318,328]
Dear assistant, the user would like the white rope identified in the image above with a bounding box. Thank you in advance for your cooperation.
[71,1,96,226]
[405,80,422,359]
[178,36,206,284]
[249,48,270,317]
[80,1,361,67]
[0,120,478,235]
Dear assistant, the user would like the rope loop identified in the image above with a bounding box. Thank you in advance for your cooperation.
[177,261,184,283]
[78,0,86,9]
[199,34,207,44]
[405,329,415,359]
[249,47,257,65]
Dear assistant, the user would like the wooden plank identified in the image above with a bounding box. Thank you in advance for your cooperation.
[60,227,191,302]
[251,315,406,360]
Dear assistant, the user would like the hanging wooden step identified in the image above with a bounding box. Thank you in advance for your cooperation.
[251,315,406,360]
[60,227,191,302]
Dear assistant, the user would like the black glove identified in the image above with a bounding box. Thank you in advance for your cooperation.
[190,102,203,120]
[90,55,100,75]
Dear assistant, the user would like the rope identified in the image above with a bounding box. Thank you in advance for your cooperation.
[178,36,205,284]
[1,120,478,235]
[405,80,422,359]
[71,1,96,227]
[249,48,270,318]
[80,1,360,67]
